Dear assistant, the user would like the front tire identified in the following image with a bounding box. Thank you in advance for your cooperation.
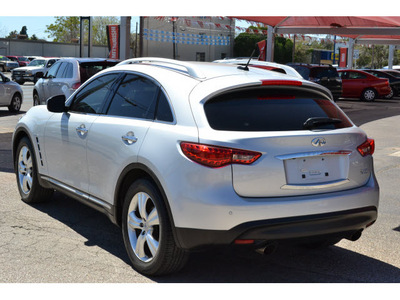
[361,88,377,102]
[8,93,22,112]
[121,179,188,276]
[15,137,53,203]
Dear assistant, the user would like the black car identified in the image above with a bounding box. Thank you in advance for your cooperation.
[287,63,342,101]
[362,69,400,99]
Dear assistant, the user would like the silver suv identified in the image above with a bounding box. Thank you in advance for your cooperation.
[33,58,120,106]
[12,57,379,276]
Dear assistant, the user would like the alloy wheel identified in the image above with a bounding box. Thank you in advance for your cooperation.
[127,192,160,263]
[18,146,33,195]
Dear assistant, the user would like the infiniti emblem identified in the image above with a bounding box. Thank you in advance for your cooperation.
[311,137,326,147]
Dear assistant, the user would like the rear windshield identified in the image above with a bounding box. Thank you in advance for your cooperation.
[79,61,119,83]
[204,89,352,131]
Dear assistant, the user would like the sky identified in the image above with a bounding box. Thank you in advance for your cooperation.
[0,16,141,41]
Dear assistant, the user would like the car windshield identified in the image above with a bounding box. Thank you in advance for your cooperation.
[28,60,45,67]
[19,57,29,61]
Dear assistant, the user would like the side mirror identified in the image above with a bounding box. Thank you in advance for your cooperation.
[47,95,66,113]
[36,73,44,79]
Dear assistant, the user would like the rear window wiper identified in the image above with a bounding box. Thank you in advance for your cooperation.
[303,117,342,130]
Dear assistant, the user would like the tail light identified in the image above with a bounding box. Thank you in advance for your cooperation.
[357,138,375,157]
[180,142,261,168]
[72,82,81,90]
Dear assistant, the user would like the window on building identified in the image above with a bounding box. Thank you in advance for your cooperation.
[196,52,205,62]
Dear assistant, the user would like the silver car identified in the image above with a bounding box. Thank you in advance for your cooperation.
[0,72,23,112]
[12,58,379,276]
[33,58,119,106]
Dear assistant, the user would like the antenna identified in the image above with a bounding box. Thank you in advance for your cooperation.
[237,48,256,71]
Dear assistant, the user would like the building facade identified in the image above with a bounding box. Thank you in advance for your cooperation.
[141,17,235,61]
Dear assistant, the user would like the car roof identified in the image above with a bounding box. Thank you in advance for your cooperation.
[117,57,304,81]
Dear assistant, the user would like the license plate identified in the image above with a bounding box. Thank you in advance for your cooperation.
[284,155,349,185]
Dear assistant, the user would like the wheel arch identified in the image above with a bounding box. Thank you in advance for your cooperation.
[12,127,33,165]
[114,163,178,240]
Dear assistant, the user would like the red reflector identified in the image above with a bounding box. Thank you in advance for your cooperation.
[260,80,302,86]
[234,239,255,245]
[180,142,261,168]
[357,138,375,157]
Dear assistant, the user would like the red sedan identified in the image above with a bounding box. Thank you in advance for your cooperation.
[338,69,391,101]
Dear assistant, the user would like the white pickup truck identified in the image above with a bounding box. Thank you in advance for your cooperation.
[11,57,59,84]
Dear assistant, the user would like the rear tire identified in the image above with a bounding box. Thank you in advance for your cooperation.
[15,137,53,203]
[121,178,188,276]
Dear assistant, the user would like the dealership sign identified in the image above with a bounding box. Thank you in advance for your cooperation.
[107,25,120,59]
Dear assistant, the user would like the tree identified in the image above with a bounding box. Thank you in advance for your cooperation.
[6,30,18,39]
[45,17,81,43]
[45,16,121,45]
[92,16,120,45]
[234,28,293,64]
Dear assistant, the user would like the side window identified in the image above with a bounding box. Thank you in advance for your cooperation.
[63,63,73,79]
[156,92,174,122]
[69,73,119,114]
[106,74,159,120]
[55,62,68,78]
[46,62,61,78]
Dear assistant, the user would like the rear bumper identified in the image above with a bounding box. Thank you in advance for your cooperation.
[175,206,377,250]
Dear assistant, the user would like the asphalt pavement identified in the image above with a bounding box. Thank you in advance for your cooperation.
[1,74,400,284]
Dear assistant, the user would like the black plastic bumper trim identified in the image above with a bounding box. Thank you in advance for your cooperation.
[175,206,377,250]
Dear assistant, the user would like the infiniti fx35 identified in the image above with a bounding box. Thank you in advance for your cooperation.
[13,57,379,276]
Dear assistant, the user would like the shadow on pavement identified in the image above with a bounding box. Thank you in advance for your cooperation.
[338,98,400,126]
[31,191,400,283]
[0,132,14,173]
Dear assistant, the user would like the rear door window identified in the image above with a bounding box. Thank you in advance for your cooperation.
[204,89,352,131]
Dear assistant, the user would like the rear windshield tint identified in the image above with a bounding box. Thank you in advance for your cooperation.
[204,89,352,131]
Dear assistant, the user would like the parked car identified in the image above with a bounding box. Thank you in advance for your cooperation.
[0,72,23,112]
[6,55,30,67]
[287,63,342,100]
[338,69,391,101]
[0,56,20,72]
[214,58,303,78]
[13,57,379,276]
[362,69,400,99]
[33,58,120,106]
[11,57,59,84]
[379,69,400,78]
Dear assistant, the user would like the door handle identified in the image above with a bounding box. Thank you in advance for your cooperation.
[122,131,138,145]
[76,124,88,136]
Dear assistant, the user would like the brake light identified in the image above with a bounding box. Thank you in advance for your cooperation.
[72,82,81,90]
[260,80,302,86]
[357,138,375,157]
[180,142,261,168]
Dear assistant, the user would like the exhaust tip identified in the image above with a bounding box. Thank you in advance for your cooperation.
[255,241,278,255]
[346,230,363,242]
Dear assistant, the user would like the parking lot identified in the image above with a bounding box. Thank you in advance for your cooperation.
[1,72,400,283]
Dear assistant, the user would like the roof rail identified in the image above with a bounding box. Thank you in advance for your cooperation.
[118,57,205,79]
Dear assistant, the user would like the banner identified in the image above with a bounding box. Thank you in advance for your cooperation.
[107,25,120,59]
[257,40,266,61]
[339,47,348,68]
[143,29,230,46]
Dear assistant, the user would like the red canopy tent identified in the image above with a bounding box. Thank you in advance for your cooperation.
[230,16,400,67]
